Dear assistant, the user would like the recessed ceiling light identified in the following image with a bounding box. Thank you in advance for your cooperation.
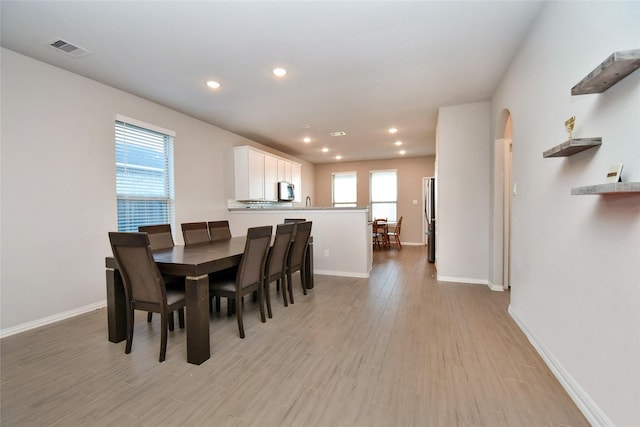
[303,137,311,143]
[389,127,398,134]
[399,150,406,155]
[394,141,403,146]
[206,80,221,89]
[273,67,287,77]
[322,147,329,153]
[336,155,342,160]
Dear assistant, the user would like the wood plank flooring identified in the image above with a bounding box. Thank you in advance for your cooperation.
[1,246,589,426]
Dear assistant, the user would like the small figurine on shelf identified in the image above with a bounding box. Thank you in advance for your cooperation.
[565,116,576,139]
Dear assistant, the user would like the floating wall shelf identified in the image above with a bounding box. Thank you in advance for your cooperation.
[571,182,640,195]
[543,138,602,158]
[572,49,640,95]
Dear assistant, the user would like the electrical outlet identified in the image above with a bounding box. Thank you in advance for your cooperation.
[323,249,330,257]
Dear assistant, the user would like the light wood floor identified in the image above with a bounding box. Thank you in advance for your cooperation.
[1,246,588,426]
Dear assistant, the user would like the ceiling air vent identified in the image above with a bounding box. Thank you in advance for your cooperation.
[48,39,90,57]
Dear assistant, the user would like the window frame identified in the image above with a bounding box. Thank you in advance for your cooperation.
[369,169,398,221]
[332,171,358,207]
[115,115,176,233]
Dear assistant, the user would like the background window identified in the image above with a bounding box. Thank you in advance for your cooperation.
[370,169,397,221]
[115,119,175,232]
[332,172,357,207]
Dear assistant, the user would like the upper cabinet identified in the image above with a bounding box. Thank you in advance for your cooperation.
[234,146,302,201]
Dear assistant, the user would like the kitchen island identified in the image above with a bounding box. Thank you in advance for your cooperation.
[228,207,372,277]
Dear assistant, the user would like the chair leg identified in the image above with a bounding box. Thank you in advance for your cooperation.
[265,280,273,318]
[125,305,134,354]
[159,312,168,362]
[147,312,153,323]
[236,296,245,339]
[227,298,234,317]
[286,271,295,304]
[281,277,289,307]
[178,308,185,329]
[300,268,307,296]
[215,296,221,312]
[168,311,175,331]
[258,286,266,323]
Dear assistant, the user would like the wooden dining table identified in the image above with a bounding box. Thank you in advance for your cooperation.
[105,236,248,365]
[105,234,314,365]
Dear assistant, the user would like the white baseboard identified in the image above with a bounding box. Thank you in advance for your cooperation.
[508,305,614,427]
[437,275,489,286]
[0,301,106,339]
[487,282,505,292]
[314,270,370,278]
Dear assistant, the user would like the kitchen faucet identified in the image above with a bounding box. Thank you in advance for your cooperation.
[305,196,311,207]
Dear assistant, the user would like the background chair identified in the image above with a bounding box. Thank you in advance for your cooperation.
[181,222,210,245]
[208,220,232,241]
[372,218,388,249]
[386,216,403,249]
[264,223,294,317]
[285,221,312,304]
[138,224,183,324]
[283,218,306,224]
[209,225,272,338]
[108,232,185,362]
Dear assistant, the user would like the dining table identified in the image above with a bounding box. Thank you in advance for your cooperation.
[105,234,314,365]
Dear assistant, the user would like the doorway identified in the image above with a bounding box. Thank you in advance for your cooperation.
[493,112,513,290]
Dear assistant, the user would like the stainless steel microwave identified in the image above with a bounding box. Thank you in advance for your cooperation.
[278,181,295,201]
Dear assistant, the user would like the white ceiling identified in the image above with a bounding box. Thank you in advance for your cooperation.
[1,1,544,164]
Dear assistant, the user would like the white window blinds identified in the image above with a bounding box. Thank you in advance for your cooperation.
[332,172,357,207]
[370,170,397,221]
[115,119,175,232]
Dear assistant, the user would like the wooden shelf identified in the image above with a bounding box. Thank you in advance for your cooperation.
[572,49,640,95]
[571,182,640,195]
[543,138,602,158]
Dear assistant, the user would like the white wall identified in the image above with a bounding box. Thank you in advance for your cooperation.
[436,102,492,284]
[0,48,314,334]
[491,2,640,425]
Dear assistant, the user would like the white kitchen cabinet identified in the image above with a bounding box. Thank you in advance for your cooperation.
[235,145,302,201]
[291,162,302,202]
[235,146,266,200]
[264,154,278,201]
[277,159,292,183]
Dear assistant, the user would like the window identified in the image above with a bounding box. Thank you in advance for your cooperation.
[115,117,175,232]
[370,169,397,221]
[332,172,357,207]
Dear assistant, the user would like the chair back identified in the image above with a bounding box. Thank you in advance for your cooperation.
[138,224,174,250]
[394,216,403,234]
[208,220,232,241]
[181,222,210,245]
[109,232,166,305]
[236,226,273,291]
[266,223,295,281]
[289,221,312,270]
[283,218,306,224]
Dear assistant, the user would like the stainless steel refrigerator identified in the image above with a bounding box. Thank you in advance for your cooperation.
[425,177,436,263]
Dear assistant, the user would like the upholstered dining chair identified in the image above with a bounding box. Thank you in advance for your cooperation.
[181,222,210,245]
[386,216,403,249]
[108,232,185,362]
[264,223,295,317]
[285,221,312,304]
[138,224,182,324]
[209,225,272,338]
[207,220,232,241]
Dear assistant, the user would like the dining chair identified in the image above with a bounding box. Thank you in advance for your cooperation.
[372,218,388,249]
[181,222,210,245]
[209,225,272,338]
[285,221,312,304]
[283,218,306,224]
[108,232,186,362]
[138,224,183,324]
[207,220,232,241]
[264,223,295,317]
[386,216,403,249]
